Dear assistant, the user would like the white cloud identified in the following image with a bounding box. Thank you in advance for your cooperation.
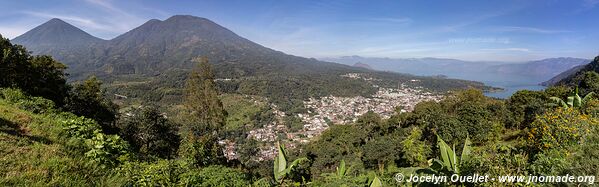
[494,26,571,34]
[480,48,531,52]
[0,26,30,39]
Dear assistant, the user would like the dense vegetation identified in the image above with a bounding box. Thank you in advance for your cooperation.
[2,34,599,186]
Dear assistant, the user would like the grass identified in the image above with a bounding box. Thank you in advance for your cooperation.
[0,100,124,186]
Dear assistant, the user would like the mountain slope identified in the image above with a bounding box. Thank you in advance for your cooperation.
[540,64,586,86]
[489,57,589,79]
[12,18,107,77]
[11,16,492,111]
[13,18,104,47]
[554,56,599,86]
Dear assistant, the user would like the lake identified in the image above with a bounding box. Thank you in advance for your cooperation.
[443,72,548,99]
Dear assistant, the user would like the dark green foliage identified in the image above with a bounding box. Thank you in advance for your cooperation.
[117,106,180,160]
[118,160,185,186]
[179,57,228,167]
[361,135,401,171]
[304,125,367,177]
[183,57,227,135]
[178,133,226,167]
[571,71,599,95]
[61,116,131,167]
[556,55,599,87]
[236,138,261,168]
[355,111,383,139]
[0,36,68,106]
[406,89,508,144]
[179,165,252,187]
[64,76,118,133]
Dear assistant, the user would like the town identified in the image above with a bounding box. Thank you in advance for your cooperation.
[237,73,444,160]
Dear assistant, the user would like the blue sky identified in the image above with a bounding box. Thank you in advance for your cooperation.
[1,0,598,62]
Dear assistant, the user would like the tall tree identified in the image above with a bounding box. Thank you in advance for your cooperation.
[183,56,227,135]
[179,56,227,166]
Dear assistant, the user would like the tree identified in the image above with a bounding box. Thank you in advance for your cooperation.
[1,36,68,105]
[183,56,227,135]
[64,76,118,133]
[179,57,228,166]
[303,125,366,177]
[361,135,401,171]
[355,111,383,140]
[507,90,549,129]
[117,106,180,159]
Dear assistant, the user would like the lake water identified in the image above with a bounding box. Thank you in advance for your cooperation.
[443,72,547,99]
[483,84,546,99]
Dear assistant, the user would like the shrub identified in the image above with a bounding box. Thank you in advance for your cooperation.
[84,133,131,167]
[61,116,100,139]
[118,160,185,186]
[117,106,180,160]
[399,127,430,167]
[179,165,252,187]
[527,108,599,152]
[61,116,130,167]
[528,149,571,176]
[0,88,28,102]
[462,143,529,179]
[18,96,56,114]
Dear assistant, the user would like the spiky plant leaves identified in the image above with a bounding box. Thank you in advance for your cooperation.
[460,135,472,165]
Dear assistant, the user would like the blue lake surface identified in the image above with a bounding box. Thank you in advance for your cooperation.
[484,85,546,99]
[442,72,548,99]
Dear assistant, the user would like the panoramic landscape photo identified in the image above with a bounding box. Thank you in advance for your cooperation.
[1,0,598,186]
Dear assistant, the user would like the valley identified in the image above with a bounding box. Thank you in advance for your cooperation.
[2,1,599,185]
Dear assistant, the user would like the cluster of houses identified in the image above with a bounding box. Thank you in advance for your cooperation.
[236,83,442,160]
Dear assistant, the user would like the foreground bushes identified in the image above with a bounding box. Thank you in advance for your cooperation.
[527,108,598,151]
[118,160,252,186]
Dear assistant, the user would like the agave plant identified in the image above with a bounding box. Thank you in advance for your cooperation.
[273,141,308,184]
[424,134,472,175]
[549,87,595,108]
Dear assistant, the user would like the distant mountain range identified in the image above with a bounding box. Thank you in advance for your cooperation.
[352,62,373,70]
[540,64,587,86]
[323,56,590,86]
[9,15,490,110]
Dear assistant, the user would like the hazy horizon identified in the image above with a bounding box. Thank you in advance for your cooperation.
[1,0,598,62]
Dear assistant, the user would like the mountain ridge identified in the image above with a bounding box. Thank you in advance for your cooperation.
[323,56,590,86]
[9,15,494,111]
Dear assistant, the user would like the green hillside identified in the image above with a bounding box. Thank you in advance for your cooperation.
[0,89,123,185]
